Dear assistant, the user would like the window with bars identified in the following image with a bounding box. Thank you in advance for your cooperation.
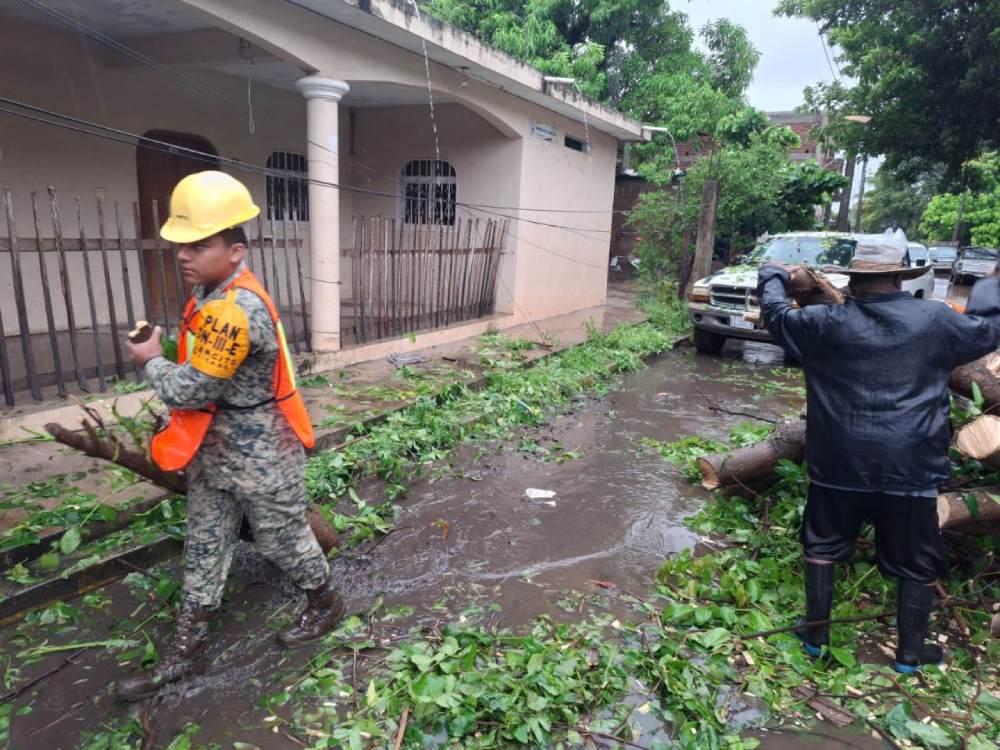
[266,151,309,221]
[400,159,457,226]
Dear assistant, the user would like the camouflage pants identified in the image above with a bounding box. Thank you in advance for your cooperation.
[183,479,330,610]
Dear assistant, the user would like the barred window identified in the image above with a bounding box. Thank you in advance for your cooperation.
[266,151,308,221]
[401,159,456,226]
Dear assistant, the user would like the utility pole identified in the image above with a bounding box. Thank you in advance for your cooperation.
[854,156,868,232]
[835,152,856,231]
[689,180,719,290]
[951,190,968,244]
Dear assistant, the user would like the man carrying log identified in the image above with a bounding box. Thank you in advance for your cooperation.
[756,231,1000,673]
[116,172,344,701]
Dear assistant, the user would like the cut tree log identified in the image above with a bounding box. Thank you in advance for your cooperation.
[950,352,1000,412]
[953,415,1000,470]
[697,420,806,491]
[44,421,339,554]
[937,487,1000,529]
[787,267,845,307]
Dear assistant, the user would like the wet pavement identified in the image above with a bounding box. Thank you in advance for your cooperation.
[1,342,892,748]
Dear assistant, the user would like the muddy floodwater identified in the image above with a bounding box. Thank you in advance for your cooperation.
[1,343,887,749]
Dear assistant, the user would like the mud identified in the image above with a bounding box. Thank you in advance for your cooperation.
[0,343,894,748]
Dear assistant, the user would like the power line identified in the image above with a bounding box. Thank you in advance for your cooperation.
[0,97,643,236]
[15,0,634,218]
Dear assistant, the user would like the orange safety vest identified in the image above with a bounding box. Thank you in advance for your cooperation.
[150,269,314,471]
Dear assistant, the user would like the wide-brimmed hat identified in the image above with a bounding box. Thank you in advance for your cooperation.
[845,229,928,279]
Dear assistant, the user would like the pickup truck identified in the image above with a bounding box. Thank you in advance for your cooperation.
[687,231,934,355]
[951,246,999,284]
[687,232,853,355]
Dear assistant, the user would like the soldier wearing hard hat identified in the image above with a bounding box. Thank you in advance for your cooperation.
[118,171,343,701]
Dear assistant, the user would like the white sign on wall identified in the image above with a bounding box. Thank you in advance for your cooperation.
[530,121,557,141]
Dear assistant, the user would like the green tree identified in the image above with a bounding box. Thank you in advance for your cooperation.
[776,0,1000,184]
[859,165,941,236]
[919,152,1000,247]
[630,122,846,282]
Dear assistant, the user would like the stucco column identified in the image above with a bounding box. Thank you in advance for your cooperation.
[296,75,349,352]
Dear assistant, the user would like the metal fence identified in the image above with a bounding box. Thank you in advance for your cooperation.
[346,216,508,344]
[0,187,309,408]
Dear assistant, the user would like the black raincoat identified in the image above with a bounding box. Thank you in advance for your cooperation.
[757,266,1000,493]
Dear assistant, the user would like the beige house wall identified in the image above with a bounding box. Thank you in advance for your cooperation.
[2,0,623,341]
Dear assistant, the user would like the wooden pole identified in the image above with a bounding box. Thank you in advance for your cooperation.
[951,190,969,244]
[31,192,66,397]
[95,190,126,380]
[689,180,719,291]
[3,188,42,400]
[835,152,855,232]
[76,195,106,392]
[150,200,171,334]
[132,202,153,328]
[51,188,88,391]
[292,210,311,353]
[280,212,300,354]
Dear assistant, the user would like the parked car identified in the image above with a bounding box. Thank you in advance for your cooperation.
[927,244,958,273]
[687,232,854,354]
[902,242,935,299]
[951,246,999,284]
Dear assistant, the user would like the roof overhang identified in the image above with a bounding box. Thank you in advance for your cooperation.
[285,0,646,142]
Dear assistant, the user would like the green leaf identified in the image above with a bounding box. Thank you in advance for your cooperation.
[904,719,955,747]
[692,627,731,650]
[971,380,984,409]
[963,493,981,520]
[38,552,60,571]
[828,647,856,669]
[60,527,81,555]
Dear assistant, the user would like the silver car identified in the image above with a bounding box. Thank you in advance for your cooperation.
[928,244,958,272]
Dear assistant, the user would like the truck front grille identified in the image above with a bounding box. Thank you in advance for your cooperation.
[710,285,750,310]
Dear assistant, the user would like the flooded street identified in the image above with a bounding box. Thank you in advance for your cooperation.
[3,342,885,748]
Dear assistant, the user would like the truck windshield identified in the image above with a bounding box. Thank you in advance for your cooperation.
[745,236,856,268]
[963,247,999,260]
[928,246,957,259]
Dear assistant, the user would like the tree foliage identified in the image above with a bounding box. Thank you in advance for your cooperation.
[630,121,846,278]
[919,151,1000,247]
[776,0,1000,184]
[859,165,941,237]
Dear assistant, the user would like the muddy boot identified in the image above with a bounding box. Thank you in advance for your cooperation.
[116,608,212,702]
[277,577,345,648]
[894,579,945,673]
[795,562,834,657]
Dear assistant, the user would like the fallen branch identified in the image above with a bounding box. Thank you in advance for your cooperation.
[738,610,892,640]
[392,706,410,750]
[0,647,88,703]
[937,487,1000,529]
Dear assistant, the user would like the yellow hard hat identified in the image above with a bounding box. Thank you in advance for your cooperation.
[160,171,260,244]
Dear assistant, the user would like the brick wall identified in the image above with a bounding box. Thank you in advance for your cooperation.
[610,176,661,259]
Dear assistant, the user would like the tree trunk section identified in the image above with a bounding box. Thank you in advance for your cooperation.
[697,420,807,491]
[937,487,1000,529]
[45,422,339,554]
[953,415,1000,469]
[949,353,1000,411]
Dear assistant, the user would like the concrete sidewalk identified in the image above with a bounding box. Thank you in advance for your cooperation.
[0,282,645,531]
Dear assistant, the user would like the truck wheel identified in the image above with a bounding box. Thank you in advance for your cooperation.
[693,328,726,355]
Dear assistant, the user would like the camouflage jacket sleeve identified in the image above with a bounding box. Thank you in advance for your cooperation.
[145,289,276,410]
[145,356,228,410]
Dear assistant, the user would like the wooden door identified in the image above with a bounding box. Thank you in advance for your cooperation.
[136,130,219,320]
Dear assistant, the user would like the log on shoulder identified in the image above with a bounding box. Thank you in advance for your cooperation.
[697,420,806,491]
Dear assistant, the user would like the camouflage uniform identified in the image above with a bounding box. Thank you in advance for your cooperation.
[145,263,329,609]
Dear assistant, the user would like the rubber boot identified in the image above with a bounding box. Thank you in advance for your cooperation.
[277,577,345,648]
[795,562,834,657]
[116,607,212,702]
[894,579,945,673]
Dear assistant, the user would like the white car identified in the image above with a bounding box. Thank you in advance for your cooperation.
[902,242,935,299]
[951,247,999,284]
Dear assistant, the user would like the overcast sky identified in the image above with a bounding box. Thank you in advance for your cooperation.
[678,0,837,113]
